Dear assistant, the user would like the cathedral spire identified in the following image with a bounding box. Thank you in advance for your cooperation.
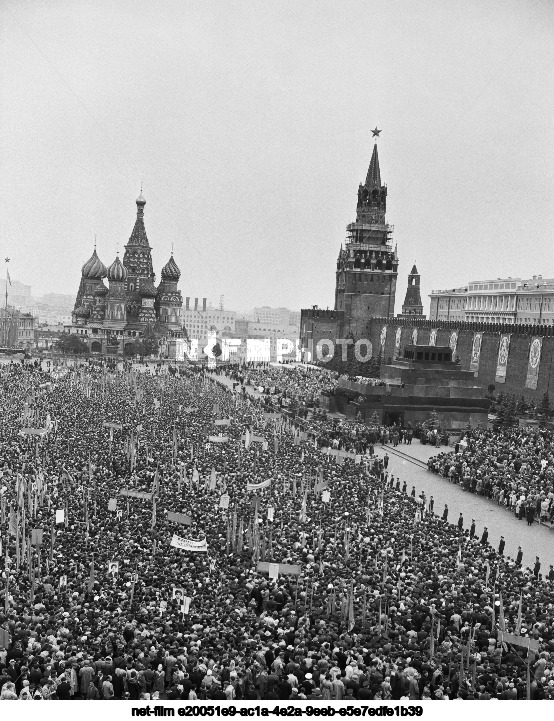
[365,144,381,188]
[128,193,150,247]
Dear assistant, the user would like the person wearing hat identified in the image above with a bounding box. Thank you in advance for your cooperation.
[480,527,488,545]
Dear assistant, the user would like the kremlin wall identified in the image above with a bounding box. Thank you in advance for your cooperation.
[365,317,553,401]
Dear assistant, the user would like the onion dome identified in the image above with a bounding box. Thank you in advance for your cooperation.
[95,284,108,296]
[139,279,158,298]
[82,249,107,279]
[161,254,181,281]
[136,192,146,206]
[107,255,128,282]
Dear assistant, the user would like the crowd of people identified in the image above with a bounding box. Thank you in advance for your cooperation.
[428,428,554,526]
[215,364,338,408]
[0,359,553,702]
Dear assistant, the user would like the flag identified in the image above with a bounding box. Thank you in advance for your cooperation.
[430,619,435,658]
[484,561,490,588]
[457,545,462,568]
[347,582,355,631]
[237,519,244,554]
[300,494,307,522]
[88,556,95,592]
[498,592,505,632]
[344,527,349,562]
[3,571,8,614]
[231,510,237,551]
[516,593,523,635]
[8,507,16,536]
[209,468,217,491]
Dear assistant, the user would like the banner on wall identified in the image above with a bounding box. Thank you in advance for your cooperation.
[469,332,483,374]
[380,326,387,358]
[495,334,511,383]
[525,337,542,390]
[429,329,437,347]
[394,327,402,359]
[411,328,418,346]
[449,330,458,356]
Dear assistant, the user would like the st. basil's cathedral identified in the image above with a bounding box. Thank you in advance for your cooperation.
[69,193,186,358]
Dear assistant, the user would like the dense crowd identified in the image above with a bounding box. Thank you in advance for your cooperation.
[216,364,338,407]
[428,429,554,526]
[0,360,553,702]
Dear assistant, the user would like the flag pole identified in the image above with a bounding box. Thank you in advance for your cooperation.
[3,258,8,347]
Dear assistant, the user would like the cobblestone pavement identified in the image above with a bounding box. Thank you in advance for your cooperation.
[375,443,554,574]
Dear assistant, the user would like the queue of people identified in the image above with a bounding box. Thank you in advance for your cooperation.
[428,429,554,526]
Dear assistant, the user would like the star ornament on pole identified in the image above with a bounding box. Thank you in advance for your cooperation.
[5,258,9,263]
[371,127,382,138]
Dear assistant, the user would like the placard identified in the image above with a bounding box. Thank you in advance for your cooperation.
[257,561,301,576]
[31,528,44,546]
[246,479,271,491]
[119,489,153,500]
[167,511,192,526]
[170,534,208,552]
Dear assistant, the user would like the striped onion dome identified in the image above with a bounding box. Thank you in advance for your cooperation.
[81,249,107,280]
[161,254,181,281]
[107,255,128,282]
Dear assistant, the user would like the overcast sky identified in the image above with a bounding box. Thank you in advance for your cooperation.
[0,1,552,314]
